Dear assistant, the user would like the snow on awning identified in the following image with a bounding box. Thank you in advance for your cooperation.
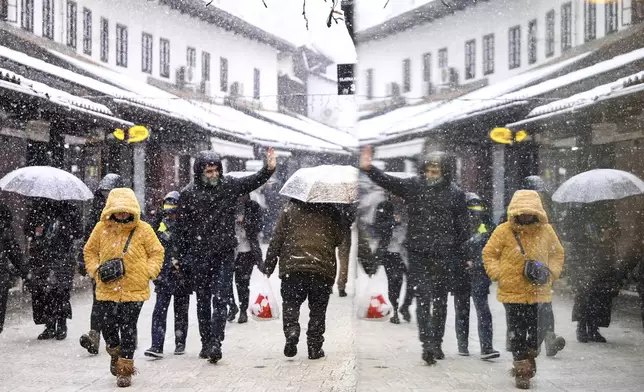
[374,53,591,140]
[257,110,357,149]
[0,67,132,128]
[373,138,425,159]
[0,67,112,115]
[0,45,185,120]
[358,101,444,142]
[508,70,644,128]
[467,47,644,118]
[210,138,255,159]
[192,101,348,154]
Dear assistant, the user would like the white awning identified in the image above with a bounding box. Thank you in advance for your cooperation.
[508,70,644,128]
[257,110,357,148]
[210,138,255,159]
[369,53,590,140]
[373,138,425,159]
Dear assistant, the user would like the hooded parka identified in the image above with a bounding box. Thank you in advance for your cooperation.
[84,188,164,302]
[483,190,564,304]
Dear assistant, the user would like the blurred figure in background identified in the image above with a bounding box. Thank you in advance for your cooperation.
[0,203,24,335]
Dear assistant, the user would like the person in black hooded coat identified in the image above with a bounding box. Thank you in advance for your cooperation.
[0,203,24,335]
[360,147,470,365]
[24,198,81,341]
[78,173,124,355]
[176,149,276,363]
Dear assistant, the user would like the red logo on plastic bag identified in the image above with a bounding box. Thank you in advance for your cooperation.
[366,294,390,319]
[251,294,273,319]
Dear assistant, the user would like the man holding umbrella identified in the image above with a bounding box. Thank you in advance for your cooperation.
[176,148,276,364]
[360,147,470,364]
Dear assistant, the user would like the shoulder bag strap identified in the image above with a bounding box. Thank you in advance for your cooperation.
[121,228,136,257]
[512,231,527,259]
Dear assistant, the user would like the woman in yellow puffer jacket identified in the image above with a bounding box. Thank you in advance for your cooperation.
[483,190,564,390]
[84,188,164,388]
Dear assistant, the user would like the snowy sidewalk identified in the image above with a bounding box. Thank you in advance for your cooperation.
[1,259,644,391]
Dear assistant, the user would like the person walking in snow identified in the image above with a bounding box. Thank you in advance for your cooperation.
[79,173,124,355]
[0,203,24,335]
[176,148,276,364]
[452,193,499,359]
[144,191,192,358]
[227,193,264,324]
[84,188,164,388]
[360,146,470,365]
[483,190,564,389]
[261,199,346,360]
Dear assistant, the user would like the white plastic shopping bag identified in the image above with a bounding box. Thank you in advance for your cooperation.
[356,267,392,321]
[250,275,281,321]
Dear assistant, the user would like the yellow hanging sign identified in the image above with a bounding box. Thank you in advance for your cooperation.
[490,127,529,144]
[114,125,150,143]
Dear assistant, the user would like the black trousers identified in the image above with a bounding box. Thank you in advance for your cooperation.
[151,293,190,350]
[98,301,143,359]
[504,303,550,361]
[0,283,8,334]
[380,251,406,310]
[194,250,234,349]
[454,290,494,351]
[90,280,102,332]
[281,272,333,348]
[408,251,449,348]
[231,252,256,312]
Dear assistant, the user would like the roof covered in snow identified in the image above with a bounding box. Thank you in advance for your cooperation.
[360,52,590,142]
[508,70,644,127]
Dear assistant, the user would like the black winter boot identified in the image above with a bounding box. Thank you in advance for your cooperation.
[576,321,588,343]
[587,324,607,343]
[80,330,101,354]
[399,305,411,322]
[55,319,67,340]
[38,322,56,340]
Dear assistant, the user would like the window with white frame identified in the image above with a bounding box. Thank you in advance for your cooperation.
[585,2,596,41]
[465,39,476,80]
[21,0,34,32]
[483,33,494,75]
[546,9,555,57]
[42,0,54,40]
[561,2,572,51]
[508,25,521,70]
[606,1,618,34]
[202,51,211,81]
[422,52,431,83]
[82,8,92,55]
[100,17,109,62]
[366,68,374,100]
[528,19,537,65]
[160,38,170,78]
[66,1,77,49]
[402,58,411,93]
[253,68,260,99]
[142,33,153,74]
[186,47,196,68]
[438,48,448,68]
[220,57,228,92]
[116,24,127,67]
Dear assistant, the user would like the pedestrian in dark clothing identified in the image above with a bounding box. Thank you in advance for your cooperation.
[452,193,500,359]
[372,194,407,324]
[145,191,192,358]
[227,194,263,324]
[79,173,124,355]
[565,204,619,344]
[176,149,276,364]
[261,199,346,360]
[0,203,25,335]
[24,198,81,341]
[360,147,470,365]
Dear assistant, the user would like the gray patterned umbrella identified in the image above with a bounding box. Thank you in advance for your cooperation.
[552,169,644,203]
[0,166,93,201]
[280,165,358,204]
